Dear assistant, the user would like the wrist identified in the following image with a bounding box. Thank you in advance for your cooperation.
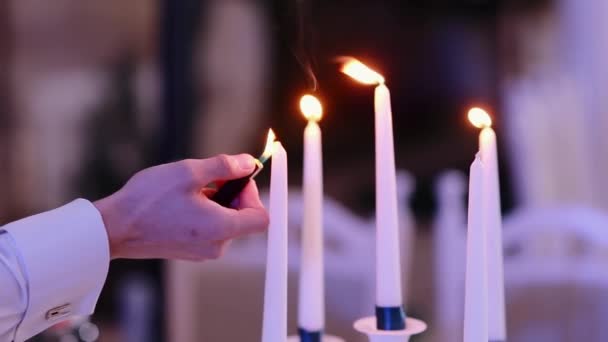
[94,192,133,259]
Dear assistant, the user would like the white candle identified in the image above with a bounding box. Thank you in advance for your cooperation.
[341,58,402,309]
[374,83,403,308]
[468,107,506,341]
[298,95,325,331]
[479,127,506,341]
[262,141,289,342]
[463,155,488,342]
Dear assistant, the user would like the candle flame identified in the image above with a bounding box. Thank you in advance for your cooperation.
[468,107,492,128]
[260,128,276,161]
[299,94,323,122]
[340,57,385,85]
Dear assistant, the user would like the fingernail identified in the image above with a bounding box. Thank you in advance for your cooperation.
[236,155,255,170]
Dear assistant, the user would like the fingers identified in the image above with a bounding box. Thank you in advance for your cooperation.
[209,181,269,239]
[230,181,268,237]
[230,207,270,237]
[206,208,268,241]
[202,240,231,260]
[186,154,256,188]
[233,180,264,210]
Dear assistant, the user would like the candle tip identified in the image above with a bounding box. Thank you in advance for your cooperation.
[300,94,323,122]
[468,107,492,129]
[272,140,284,153]
[339,57,385,85]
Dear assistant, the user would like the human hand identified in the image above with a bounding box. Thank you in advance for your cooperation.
[94,154,269,261]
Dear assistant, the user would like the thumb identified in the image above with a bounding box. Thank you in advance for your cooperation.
[192,154,256,187]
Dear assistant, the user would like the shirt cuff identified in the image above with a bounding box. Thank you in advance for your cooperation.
[4,199,110,341]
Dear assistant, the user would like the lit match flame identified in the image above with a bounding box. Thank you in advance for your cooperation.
[340,57,385,85]
[260,128,276,162]
[300,94,323,122]
[468,107,492,128]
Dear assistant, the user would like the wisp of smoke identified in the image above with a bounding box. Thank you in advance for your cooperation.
[293,0,318,91]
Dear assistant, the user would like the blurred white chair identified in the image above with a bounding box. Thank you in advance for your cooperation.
[433,170,466,342]
[431,169,608,342]
[396,171,416,301]
[503,205,608,342]
[166,191,374,342]
[166,171,416,342]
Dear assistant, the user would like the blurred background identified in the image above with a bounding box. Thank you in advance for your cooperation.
[3,0,608,341]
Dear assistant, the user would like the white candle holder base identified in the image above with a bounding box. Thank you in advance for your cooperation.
[287,334,345,342]
[354,316,427,342]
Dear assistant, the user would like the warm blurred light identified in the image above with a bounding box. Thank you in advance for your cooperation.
[300,94,323,122]
[261,128,276,161]
[468,107,492,128]
[340,57,385,85]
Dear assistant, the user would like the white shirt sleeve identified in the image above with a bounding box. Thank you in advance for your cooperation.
[0,199,110,342]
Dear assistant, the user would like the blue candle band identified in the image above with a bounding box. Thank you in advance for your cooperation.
[298,328,322,342]
[375,306,406,330]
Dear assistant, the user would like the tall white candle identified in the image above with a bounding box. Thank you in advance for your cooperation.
[463,155,488,342]
[262,141,289,342]
[374,83,403,308]
[341,58,403,309]
[298,95,325,331]
[479,127,506,341]
[468,107,506,341]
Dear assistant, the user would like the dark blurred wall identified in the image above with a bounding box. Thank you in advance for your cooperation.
[0,0,12,223]
[269,0,512,220]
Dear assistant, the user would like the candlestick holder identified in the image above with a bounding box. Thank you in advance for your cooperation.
[353,316,427,342]
[287,333,345,342]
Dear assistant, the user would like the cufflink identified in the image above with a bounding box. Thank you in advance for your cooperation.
[46,303,71,322]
